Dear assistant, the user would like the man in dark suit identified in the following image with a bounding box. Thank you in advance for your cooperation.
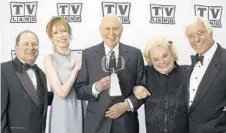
[75,15,146,133]
[1,30,48,133]
[185,17,226,133]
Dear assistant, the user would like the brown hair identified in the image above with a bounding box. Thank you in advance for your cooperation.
[46,16,71,39]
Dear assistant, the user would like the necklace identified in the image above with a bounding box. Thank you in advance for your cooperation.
[54,49,71,61]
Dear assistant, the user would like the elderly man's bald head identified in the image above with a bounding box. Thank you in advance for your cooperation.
[100,14,122,28]
[99,14,123,49]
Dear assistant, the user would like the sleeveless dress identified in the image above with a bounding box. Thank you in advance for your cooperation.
[48,53,86,133]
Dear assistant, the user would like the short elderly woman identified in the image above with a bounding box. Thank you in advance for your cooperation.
[134,37,189,133]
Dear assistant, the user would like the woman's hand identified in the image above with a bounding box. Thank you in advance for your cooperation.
[133,86,151,99]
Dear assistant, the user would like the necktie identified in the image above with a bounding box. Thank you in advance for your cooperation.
[23,63,38,71]
[109,50,116,70]
[190,54,204,66]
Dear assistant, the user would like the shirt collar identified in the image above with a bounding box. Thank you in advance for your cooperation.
[202,41,218,63]
[104,43,119,56]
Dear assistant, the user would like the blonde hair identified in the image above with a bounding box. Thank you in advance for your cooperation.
[143,37,178,65]
[184,16,213,36]
[46,16,72,39]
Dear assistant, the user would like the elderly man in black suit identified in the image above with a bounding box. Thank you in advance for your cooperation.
[1,30,48,133]
[75,14,146,133]
[185,17,226,133]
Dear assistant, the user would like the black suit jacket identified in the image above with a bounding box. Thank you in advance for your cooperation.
[1,57,48,133]
[75,42,146,133]
[189,44,226,133]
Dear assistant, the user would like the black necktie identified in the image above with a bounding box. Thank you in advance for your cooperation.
[23,63,38,71]
[109,50,116,70]
[191,54,204,66]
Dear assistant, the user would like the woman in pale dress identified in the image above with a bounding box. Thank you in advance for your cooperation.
[44,16,85,133]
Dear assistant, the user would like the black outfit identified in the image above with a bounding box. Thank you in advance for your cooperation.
[144,64,189,133]
[188,44,226,133]
[1,57,48,133]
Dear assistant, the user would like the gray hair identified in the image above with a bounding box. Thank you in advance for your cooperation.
[99,14,123,30]
[184,16,213,35]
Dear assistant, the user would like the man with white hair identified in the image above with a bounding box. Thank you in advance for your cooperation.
[185,16,226,133]
[75,14,146,133]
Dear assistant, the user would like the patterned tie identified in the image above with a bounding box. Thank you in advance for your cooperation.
[109,50,116,70]
[190,54,204,66]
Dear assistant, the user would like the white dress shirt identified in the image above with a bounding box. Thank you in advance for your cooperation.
[189,42,218,106]
[104,43,119,66]
[18,57,37,91]
[92,43,134,110]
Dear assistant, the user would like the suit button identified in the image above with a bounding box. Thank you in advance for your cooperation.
[164,128,168,133]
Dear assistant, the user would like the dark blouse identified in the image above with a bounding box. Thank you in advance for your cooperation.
[144,64,189,133]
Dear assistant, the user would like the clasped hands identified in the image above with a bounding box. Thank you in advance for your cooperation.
[95,76,131,119]
[105,85,151,119]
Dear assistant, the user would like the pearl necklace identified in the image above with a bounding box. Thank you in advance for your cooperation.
[54,49,71,61]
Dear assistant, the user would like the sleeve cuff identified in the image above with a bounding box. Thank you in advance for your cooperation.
[125,98,134,112]
[92,82,100,97]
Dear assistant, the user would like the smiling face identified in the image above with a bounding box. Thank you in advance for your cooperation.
[51,24,70,49]
[15,32,39,64]
[186,20,214,55]
[100,15,123,49]
[150,45,175,75]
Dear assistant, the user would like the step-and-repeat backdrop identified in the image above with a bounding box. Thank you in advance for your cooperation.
[1,0,226,133]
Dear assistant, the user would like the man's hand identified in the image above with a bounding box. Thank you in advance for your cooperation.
[133,85,151,99]
[223,106,226,112]
[105,101,130,119]
[95,76,111,93]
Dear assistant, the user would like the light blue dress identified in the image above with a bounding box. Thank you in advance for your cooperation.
[48,53,86,133]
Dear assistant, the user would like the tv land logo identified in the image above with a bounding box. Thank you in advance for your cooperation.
[57,3,83,22]
[194,5,223,28]
[150,4,176,24]
[102,2,131,24]
[10,1,38,23]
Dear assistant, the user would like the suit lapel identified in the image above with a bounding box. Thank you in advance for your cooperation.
[95,42,106,59]
[94,43,109,77]
[15,71,42,111]
[36,68,48,117]
[117,43,130,95]
[13,57,42,112]
[119,43,130,68]
[189,45,222,113]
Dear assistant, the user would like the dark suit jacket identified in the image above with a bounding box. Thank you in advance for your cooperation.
[1,57,48,133]
[75,42,146,133]
[189,44,226,133]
